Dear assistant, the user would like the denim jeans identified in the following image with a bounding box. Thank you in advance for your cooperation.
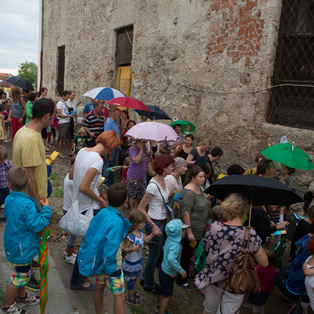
[103,147,120,186]
[141,220,166,289]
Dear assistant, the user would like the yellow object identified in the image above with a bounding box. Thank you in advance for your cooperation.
[217,173,226,180]
[116,65,133,97]
[46,151,59,166]
[189,241,197,248]
[98,176,105,186]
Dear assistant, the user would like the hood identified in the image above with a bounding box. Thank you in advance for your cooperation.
[165,219,182,243]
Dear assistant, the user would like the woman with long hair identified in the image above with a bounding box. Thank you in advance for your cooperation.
[186,139,211,167]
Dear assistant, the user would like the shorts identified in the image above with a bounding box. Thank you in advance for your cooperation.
[9,261,32,288]
[59,123,72,141]
[96,268,124,295]
[159,266,175,297]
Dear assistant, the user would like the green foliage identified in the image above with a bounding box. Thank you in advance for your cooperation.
[54,188,64,199]
[17,61,38,86]
[50,172,60,180]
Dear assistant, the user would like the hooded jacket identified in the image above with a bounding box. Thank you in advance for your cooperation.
[77,205,130,276]
[4,191,52,264]
[161,219,184,276]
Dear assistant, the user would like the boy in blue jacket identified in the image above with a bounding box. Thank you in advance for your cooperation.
[77,183,130,314]
[1,167,52,314]
[156,219,188,314]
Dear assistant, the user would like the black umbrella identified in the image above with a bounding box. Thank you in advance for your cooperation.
[6,76,34,91]
[133,105,171,120]
[205,175,303,206]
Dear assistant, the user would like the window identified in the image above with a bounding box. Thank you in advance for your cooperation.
[267,0,314,129]
[57,46,65,96]
[115,26,133,96]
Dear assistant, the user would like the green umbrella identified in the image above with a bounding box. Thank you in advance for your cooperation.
[260,142,314,171]
[170,120,196,132]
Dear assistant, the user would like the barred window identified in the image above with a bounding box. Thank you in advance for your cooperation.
[267,0,314,129]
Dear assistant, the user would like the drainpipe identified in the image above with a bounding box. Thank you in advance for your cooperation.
[38,0,44,91]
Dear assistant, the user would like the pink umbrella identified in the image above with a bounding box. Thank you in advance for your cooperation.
[125,122,179,142]
[106,97,150,110]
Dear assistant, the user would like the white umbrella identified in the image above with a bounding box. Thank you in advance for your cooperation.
[83,87,125,100]
[125,122,179,142]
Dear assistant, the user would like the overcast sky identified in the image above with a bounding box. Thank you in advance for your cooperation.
[1,1,39,75]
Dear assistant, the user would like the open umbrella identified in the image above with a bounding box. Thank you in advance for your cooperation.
[107,97,150,111]
[39,226,52,314]
[133,105,171,120]
[6,76,34,91]
[170,120,196,132]
[260,142,314,171]
[125,121,179,142]
[83,87,125,100]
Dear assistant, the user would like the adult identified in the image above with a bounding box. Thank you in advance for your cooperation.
[25,92,37,125]
[194,146,223,167]
[125,139,149,210]
[8,86,25,138]
[21,89,29,103]
[195,193,268,314]
[165,157,188,218]
[83,100,105,147]
[244,153,266,175]
[199,162,214,194]
[56,90,73,159]
[304,182,314,211]
[175,134,194,160]
[138,154,174,293]
[103,108,122,186]
[250,205,289,244]
[186,139,211,167]
[160,123,184,153]
[4,99,12,142]
[0,90,6,104]
[38,87,48,99]
[177,166,210,291]
[119,110,129,134]
[67,90,77,124]
[119,119,136,164]
[69,130,120,291]
[141,115,148,122]
[12,98,55,292]
[83,98,95,117]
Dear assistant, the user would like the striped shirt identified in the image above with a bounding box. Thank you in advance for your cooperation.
[0,160,12,189]
[83,112,104,136]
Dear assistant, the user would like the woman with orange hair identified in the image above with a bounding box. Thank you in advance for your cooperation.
[68,130,120,290]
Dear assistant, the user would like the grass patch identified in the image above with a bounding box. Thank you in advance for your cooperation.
[54,188,64,198]
[52,181,60,187]
[50,172,60,180]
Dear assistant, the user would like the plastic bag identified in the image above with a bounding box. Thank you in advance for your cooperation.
[59,200,93,237]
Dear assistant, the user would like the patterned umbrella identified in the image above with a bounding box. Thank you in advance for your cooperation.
[39,226,52,314]
[83,87,125,100]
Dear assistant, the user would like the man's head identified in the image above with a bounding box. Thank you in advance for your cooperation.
[107,183,127,208]
[210,146,224,162]
[173,124,182,135]
[69,91,76,101]
[22,89,29,96]
[32,98,55,128]
[40,87,48,97]
[111,108,122,122]
[7,167,29,192]
[93,100,104,116]
[61,90,70,101]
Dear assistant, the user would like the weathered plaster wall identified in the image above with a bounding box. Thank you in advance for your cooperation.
[42,0,314,189]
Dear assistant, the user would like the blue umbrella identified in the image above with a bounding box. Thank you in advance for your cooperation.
[83,87,126,101]
[133,105,171,120]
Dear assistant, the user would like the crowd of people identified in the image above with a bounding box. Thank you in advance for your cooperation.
[1,86,314,314]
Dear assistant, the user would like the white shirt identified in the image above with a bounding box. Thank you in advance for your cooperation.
[165,174,183,196]
[146,179,169,220]
[305,256,314,311]
[72,148,103,212]
[67,99,77,109]
[63,173,73,212]
[57,100,70,124]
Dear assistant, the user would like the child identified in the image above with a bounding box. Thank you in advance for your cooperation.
[122,157,129,185]
[77,183,131,314]
[74,127,88,155]
[0,146,12,212]
[156,219,188,314]
[248,248,276,314]
[0,104,6,145]
[166,147,176,158]
[1,167,52,314]
[122,211,154,305]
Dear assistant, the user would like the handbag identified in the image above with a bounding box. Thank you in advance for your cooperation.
[228,226,260,294]
[59,200,94,237]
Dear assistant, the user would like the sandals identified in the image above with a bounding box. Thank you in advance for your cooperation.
[126,298,142,305]
[70,281,95,291]
[58,154,65,159]
[134,292,143,300]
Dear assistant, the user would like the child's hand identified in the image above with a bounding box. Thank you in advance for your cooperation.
[40,198,49,207]
[181,270,187,278]
[133,243,141,251]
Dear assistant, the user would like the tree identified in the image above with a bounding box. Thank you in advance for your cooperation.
[18,61,38,86]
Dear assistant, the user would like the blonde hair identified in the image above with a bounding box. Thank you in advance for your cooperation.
[199,138,211,147]
[77,127,86,136]
[221,193,249,221]
[11,86,21,103]
[211,205,225,222]
[124,157,129,166]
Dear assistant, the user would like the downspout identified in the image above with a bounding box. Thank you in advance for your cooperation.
[38,0,44,91]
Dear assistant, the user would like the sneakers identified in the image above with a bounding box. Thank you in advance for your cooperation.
[126,298,142,305]
[1,302,28,314]
[178,282,191,292]
[155,305,171,314]
[17,292,40,308]
[63,251,77,258]
[65,255,76,265]
[25,274,40,292]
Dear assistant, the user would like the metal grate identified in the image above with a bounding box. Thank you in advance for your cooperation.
[267,0,314,130]
[57,46,65,96]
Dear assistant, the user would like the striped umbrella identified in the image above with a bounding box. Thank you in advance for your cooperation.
[39,226,52,314]
[83,87,126,101]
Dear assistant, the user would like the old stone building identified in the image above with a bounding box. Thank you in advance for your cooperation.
[40,0,314,187]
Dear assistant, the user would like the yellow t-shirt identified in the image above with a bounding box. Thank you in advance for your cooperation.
[115,242,123,268]
[244,168,256,175]
[13,126,47,198]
